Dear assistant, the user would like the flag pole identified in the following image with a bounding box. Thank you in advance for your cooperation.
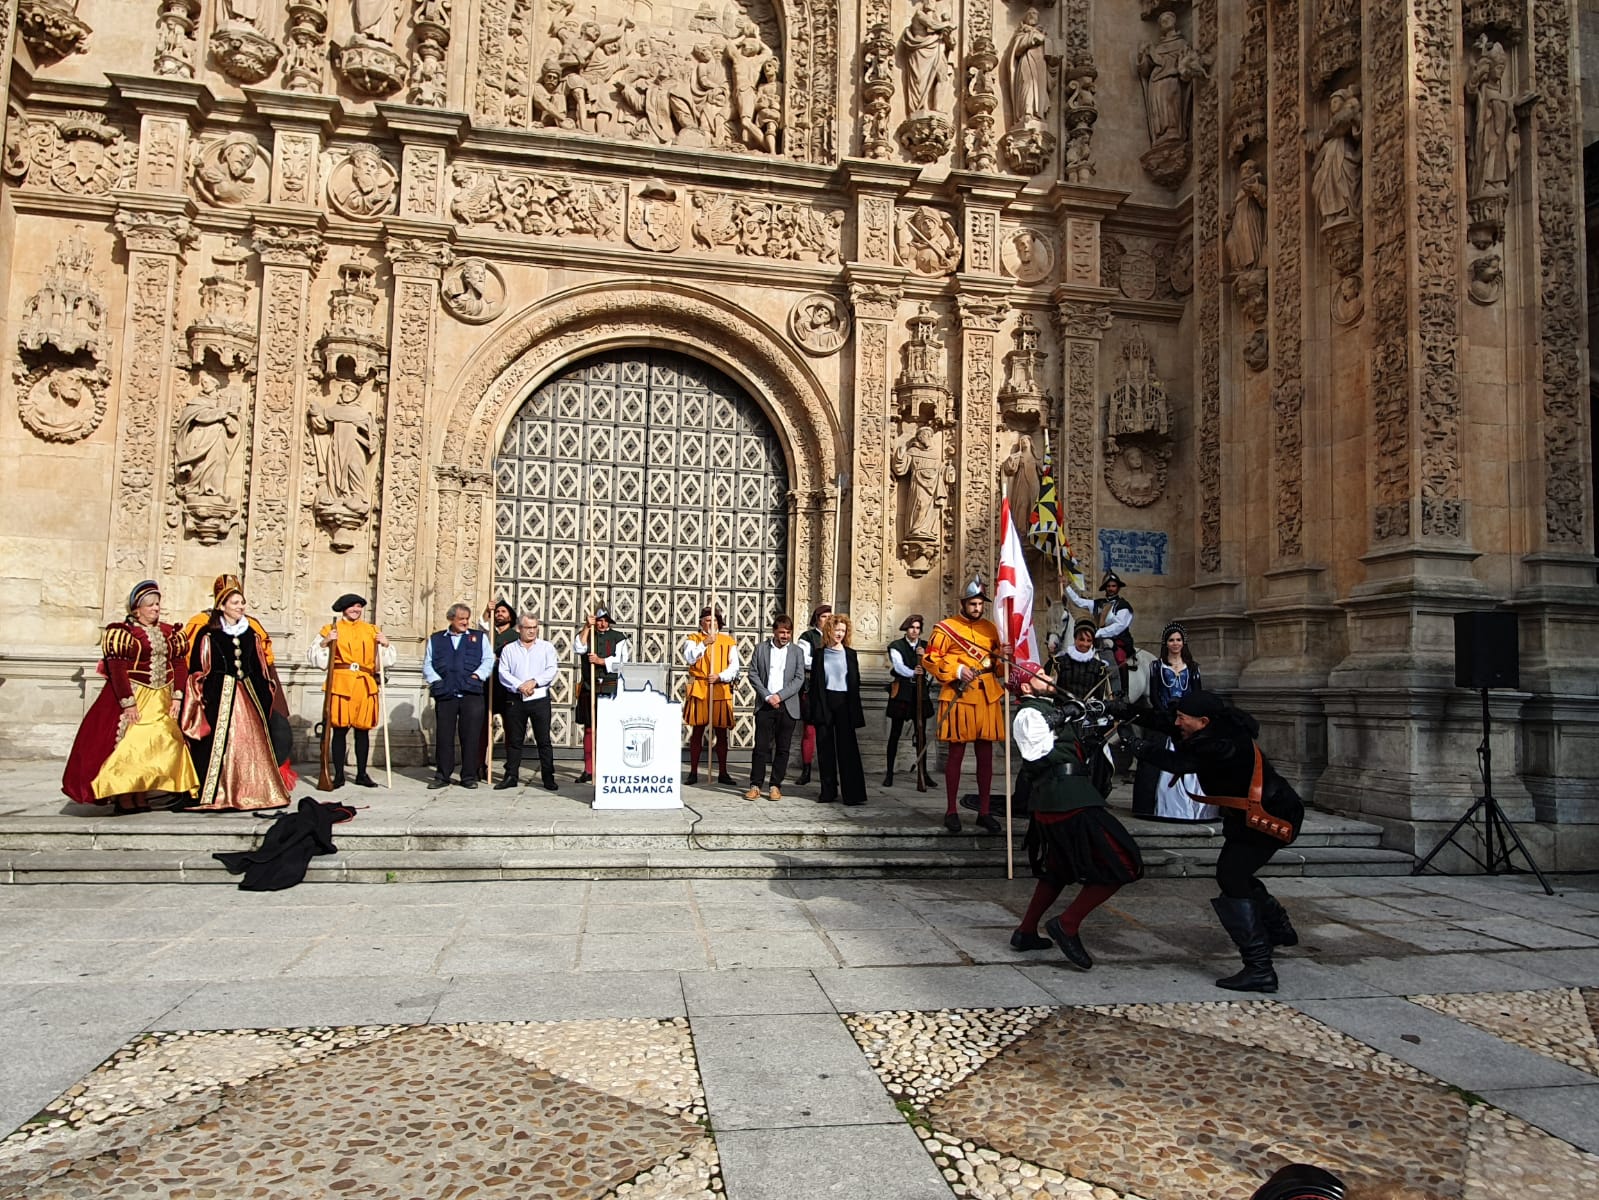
[998,497,1013,881]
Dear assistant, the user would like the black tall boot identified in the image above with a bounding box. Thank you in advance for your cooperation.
[883,723,900,788]
[1211,896,1278,993]
[1252,881,1299,947]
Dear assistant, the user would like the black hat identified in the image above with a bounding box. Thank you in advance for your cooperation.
[1100,571,1125,591]
[899,614,926,632]
[810,604,832,626]
[1161,621,1187,642]
[699,605,725,629]
[1072,617,1096,637]
[1175,690,1225,720]
[332,593,367,612]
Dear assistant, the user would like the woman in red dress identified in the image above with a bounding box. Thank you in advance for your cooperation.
[62,580,199,813]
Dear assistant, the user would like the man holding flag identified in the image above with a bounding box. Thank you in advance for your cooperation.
[924,574,1007,836]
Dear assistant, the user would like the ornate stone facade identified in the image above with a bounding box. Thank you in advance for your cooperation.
[0,0,1593,857]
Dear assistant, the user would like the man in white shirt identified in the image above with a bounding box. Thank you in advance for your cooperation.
[494,614,560,791]
[744,614,806,800]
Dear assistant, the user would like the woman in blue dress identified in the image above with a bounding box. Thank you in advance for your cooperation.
[1130,622,1219,821]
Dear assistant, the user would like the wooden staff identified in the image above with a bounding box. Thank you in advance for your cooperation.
[586,461,599,774]
[379,644,392,789]
[315,625,339,792]
[913,650,928,792]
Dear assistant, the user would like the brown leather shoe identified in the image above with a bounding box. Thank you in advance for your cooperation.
[768,787,782,801]
[744,786,762,800]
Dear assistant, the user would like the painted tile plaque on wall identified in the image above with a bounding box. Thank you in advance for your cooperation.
[1098,529,1169,576]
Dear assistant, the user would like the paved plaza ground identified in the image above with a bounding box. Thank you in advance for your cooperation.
[3,868,1599,1198]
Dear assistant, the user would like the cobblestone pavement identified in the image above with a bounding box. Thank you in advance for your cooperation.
[3,872,1599,1198]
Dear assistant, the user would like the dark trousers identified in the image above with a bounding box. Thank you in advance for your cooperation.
[885,717,929,777]
[1216,834,1281,898]
[435,692,485,783]
[329,727,369,779]
[502,694,555,786]
[816,690,867,805]
[750,703,797,787]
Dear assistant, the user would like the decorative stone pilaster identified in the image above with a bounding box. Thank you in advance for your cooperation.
[246,90,340,210]
[384,232,452,639]
[1051,296,1110,584]
[379,104,468,222]
[846,273,902,644]
[859,1,896,160]
[153,0,201,78]
[106,209,197,604]
[954,286,1008,590]
[108,75,209,198]
[243,221,325,623]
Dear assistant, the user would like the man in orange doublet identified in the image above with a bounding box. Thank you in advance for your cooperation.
[923,576,1007,835]
[310,593,393,788]
[682,605,741,785]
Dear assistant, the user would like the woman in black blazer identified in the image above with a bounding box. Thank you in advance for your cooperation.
[810,612,867,806]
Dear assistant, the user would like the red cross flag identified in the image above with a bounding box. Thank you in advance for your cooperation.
[995,498,1041,679]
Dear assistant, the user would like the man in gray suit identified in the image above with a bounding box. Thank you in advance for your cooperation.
[745,613,807,800]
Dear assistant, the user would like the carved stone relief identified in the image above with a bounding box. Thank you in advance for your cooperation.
[956,297,1004,588]
[154,0,201,77]
[689,192,842,261]
[24,111,136,197]
[1136,9,1207,189]
[191,132,270,207]
[327,146,399,220]
[316,256,389,387]
[861,16,896,159]
[13,225,111,444]
[998,313,1050,426]
[440,257,507,324]
[1061,58,1099,182]
[627,179,685,253]
[1310,0,1359,97]
[962,1,999,173]
[899,0,957,161]
[1310,86,1363,289]
[333,0,408,96]
[400,144,444,218]
[1000,6,1057,175]
[187,236,258,374]
[1226,0,1264,162]
[1000,227,1054,283]
[409,0,453,107]
[894,206,961,276]
[17,0,92,62]
[1465,36,1536,251]
[282,0,330,92]
[210,0,283,84]
[1193,0,1221,572]
[308,378,377,552]
[3,103,30,185]
[1055,301,1108,576]
[789,293,849,355]
[1103,326,1171,508]
[450,164,623,241]
[1268,0,1304,557]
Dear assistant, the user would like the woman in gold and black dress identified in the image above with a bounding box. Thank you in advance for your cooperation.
[62,580,198,813]
[182,578,291,811]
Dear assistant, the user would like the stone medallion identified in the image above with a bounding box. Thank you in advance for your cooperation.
[441,257,508,324]
[326,146,398,220]
[789,293,850,355]
[1001,227,1055,284]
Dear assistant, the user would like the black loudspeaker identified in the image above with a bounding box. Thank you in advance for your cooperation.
[1453,611,1520,690]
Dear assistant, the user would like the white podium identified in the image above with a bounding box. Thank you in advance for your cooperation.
[592,680,682,810]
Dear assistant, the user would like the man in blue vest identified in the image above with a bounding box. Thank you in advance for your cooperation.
[423,602,494,790]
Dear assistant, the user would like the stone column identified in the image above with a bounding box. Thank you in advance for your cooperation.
[845,272,902,645]
[382,232,452,641]
[105,208,197,606]
[1512,0,1599,838]
[954,287,1009,589]
[1319,0,1527,849]
[378,103,468,222]
[1050,295,1111,593]
[243,221,325,626]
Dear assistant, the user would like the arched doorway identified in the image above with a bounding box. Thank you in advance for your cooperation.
[493,349,790,747]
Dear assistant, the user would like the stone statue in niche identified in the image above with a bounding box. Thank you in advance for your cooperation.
[1224,158,1266,274]
[752,57,784,155]
[1308,86,1362,231]
[898,0,957,161]
[309,379,377,551]
[333,0,407,96]
[727,18,774,150]
[328,146,398,219]
[892,424,952,576]
[14,225,112,444]
[1136,10,1207,188]
[351,0,399,44]
[1104,325,1173,507]
[173,372,241,544]
[895,206,962,276]
[1000,7,1057,174]
[192,132,269,207]
[1001,433,1043,537]
[1465,36,1537,249]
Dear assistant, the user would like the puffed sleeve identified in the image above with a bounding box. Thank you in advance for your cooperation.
[100,625,136,705]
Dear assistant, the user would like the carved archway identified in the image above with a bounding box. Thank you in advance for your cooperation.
[430,280,843,627]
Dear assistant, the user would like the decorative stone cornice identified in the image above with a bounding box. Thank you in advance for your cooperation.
[112,207,197,256]
[848,281,902,322]
[954,289,1009,331]
[251,221,326,269]
[1053,294,1115,339]
[385,235,453,279]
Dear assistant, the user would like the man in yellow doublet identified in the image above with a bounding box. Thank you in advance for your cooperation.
[923,576,1007,835]
[682,605,741,785]
[309,593,393,788]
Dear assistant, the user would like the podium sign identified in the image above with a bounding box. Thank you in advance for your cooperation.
[593,684,683,809]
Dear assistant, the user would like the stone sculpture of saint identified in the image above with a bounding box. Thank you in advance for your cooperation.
[309,381,376,522]
[337,146,396,217]
[1137,11,1202,146]
[690,44,731,144]
[352,0,399,44]
[727,20,773,148]
[195,133,263,207]
[1309,87,1361,228]
[1224,158,1266,274]
[220,0,261,28]
[173,375,239,501]
[901,0,957,115]
[892,425,948,562]
[1001,433,1042,537]
[1006,8,1051,127]
[1465,39,1530,198]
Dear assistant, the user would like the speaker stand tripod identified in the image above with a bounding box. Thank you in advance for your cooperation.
[1412,687,1553,896]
